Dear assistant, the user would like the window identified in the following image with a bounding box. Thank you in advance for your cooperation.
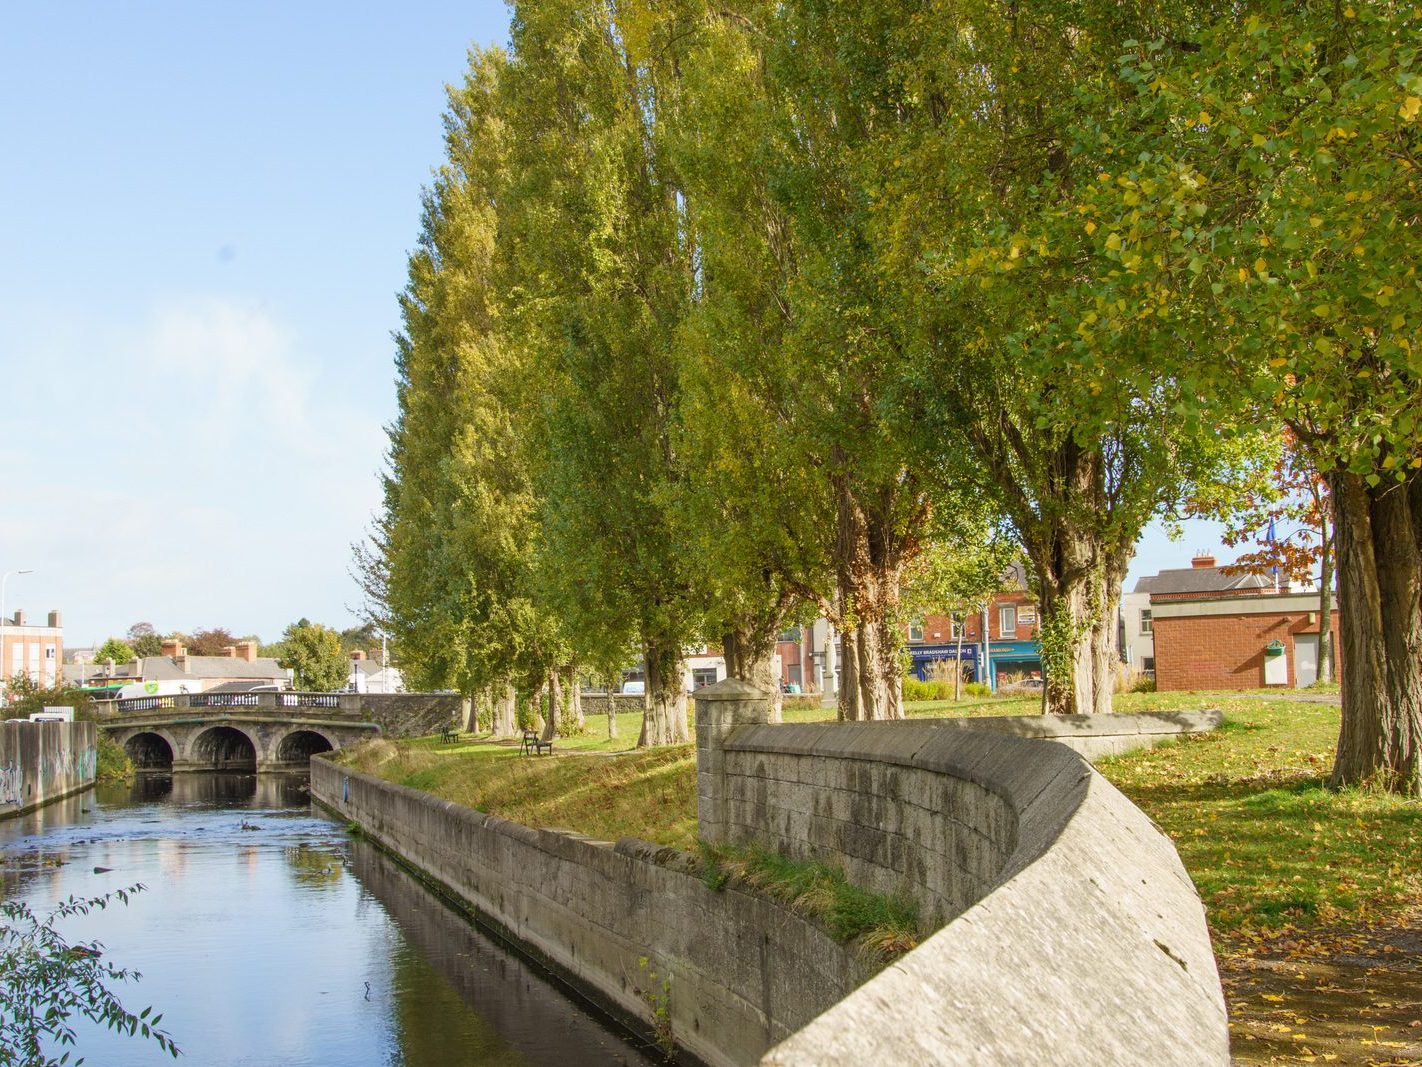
[999,606,1017,637]
[949,614,964,639]
[908,619,924,642]
[45,645,56,660]
[691,667,719,690]
[1142,656,1156,673]
[1140,609,1153,635]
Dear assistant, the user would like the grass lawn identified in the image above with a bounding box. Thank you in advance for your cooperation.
[338,689,1421,1063]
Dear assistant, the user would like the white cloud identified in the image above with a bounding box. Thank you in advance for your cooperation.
[0,295,388,642]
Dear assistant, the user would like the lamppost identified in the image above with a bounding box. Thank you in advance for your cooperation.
[0,569,35,694]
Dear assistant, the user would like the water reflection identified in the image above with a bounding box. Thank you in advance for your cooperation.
[0,774,655,1066]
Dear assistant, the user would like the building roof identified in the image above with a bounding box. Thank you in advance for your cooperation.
[142,655,288,682]
[1134,565,1271,596]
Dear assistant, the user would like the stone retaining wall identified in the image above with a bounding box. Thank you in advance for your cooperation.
[310,757,876,1067]
[0,719,97,818]
[357,693,463,737]
[696,680,1228,1064]
[317,683,1228,1065]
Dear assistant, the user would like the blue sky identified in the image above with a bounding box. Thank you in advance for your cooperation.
[0,2,1228,649]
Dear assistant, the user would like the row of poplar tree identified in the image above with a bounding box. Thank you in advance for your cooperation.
[359,0,1422,793]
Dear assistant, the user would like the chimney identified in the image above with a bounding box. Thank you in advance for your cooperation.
[351,650,367,661]
[1191,554,1217,569]
[236,640,258,662]
[221,646,237,658]
[12,610,24,626]
[161,638,185,658]
[47,610,61,628]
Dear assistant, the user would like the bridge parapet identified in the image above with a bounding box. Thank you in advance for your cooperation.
[107,691,364,718]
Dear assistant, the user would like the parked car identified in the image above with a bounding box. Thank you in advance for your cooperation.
[620,680,645,696]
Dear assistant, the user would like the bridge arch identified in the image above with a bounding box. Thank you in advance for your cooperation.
[191,726,258,772]
[276,729,335,764]
[124,731,176,770]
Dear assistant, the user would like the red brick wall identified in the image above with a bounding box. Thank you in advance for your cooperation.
[1153,610,1341,691]
[914,592,1039,645]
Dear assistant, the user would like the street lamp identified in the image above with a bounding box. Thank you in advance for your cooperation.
[0,569,35,693]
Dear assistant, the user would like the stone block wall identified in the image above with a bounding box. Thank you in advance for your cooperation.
[694,679,1228,1064]
[310,758,876,1067]
[0,719,97,818]
[357,693,463,737]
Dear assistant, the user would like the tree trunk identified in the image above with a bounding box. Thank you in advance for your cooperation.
[460,695,475,733]
[639,640,688,747]
[1329,471,1422,795]
[490,683,517,738]
[605,675,618,739]
[1036,562,1097,716]
[830,458,912,722]
[563,666,585,732]
[723,626,782,721]
[542,670,560,742]
[843,617,903,720]
[529,681,546,736]
[1088,553,1130,714]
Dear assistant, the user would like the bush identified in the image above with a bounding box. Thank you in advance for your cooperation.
[0,887,180,1065]
[963,682,993,698]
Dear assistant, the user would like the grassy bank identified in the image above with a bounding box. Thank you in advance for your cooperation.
[339,691,1421,1061]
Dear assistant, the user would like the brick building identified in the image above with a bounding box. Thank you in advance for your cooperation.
[1139,556,1339,690]
[0,609,63,689]
[907,563,1042,689]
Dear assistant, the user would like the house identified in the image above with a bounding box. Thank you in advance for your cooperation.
[1135,555,1339,690]
[347,650,404,694]
[906,562,1042,690]
[68,638,289,694]
[0,609,63,689]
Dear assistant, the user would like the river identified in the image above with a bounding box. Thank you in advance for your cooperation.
[0,773,656,1067]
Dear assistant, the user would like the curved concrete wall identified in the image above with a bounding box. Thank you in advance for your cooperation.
[713,720,1227,1064]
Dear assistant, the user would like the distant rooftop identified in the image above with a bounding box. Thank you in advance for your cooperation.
[1134,555,1272,597]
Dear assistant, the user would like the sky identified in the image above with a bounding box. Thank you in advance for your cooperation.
[0,2,1232,650]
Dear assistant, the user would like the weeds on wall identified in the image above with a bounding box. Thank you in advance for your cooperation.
[697,843,920,963]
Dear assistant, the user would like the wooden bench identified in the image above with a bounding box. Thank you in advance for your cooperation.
[440,725,461,744]
[521,729,553,756]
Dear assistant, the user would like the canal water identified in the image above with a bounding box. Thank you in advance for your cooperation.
[0,773,656,1067]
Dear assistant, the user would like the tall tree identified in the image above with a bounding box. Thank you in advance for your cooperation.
[364,47,562,734]
[501,0,702,745]
[1102,3,1422,791]
[278,621,347,692]
[770,0,1247,715]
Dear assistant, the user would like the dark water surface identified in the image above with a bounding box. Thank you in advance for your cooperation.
[0,774,655,1067]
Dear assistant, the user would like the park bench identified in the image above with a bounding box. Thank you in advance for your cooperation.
[521,729,553,756]
[441,725,461,743]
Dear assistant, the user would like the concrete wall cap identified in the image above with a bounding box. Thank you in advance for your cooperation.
[694,677,776,701]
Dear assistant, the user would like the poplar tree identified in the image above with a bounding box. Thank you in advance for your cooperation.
[501,0,700,745]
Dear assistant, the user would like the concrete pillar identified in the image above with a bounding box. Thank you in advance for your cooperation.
[695,677,773,845]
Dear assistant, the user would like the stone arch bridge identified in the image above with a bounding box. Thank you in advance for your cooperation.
[98,692,380,772]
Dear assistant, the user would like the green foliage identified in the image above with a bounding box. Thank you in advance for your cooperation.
[634,957,674,1060]
[276,620,346,692]
[91,639,134,666]
[94,735,131,782]
[1,677,95,720]
[183,628,238,657]
[0,887,179,1065]
[698,844,920,962]
[125,625,163,660]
